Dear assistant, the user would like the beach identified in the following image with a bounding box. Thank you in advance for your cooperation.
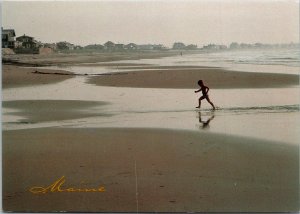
[3,128,298,212]
[2,50,299,212]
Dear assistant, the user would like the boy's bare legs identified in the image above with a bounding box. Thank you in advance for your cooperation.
[196,98,201,108]
[206,96,216,110]
[196,96,215,110]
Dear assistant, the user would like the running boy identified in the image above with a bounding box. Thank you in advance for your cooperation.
[194,80,215,110]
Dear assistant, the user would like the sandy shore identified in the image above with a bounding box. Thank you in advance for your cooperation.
[3,127,298,212]
[88,66,299,89]
[2,65,73,88]
[2,50,181,66]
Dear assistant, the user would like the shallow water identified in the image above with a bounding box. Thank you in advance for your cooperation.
[3,74,300,144]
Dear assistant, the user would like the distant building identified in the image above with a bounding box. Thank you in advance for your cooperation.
[229,42,240,49]
[2,28,16,49]
[254,43,263,48]
[16,34,39,49]
[185,44,198,50]
[138,44,154,50]
[125,43,138,50]
[56,41,75,50]
[153,44,167,50]
[74,45,83,50]
[66,43,75,50]
[240,43,253,49]
[14,40,23,48]
[115,43,125,51]
[172,42,186,50]
[84,44,104,50]
[15,34,40,54]
[203,44,227,50]
[104,41,115,51]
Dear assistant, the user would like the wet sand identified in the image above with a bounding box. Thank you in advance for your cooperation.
[3,100,109,123]
[2,65,73,88]
[88,67,299,89]
[3,127,298,212]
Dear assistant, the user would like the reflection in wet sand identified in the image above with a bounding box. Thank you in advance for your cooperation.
[198,111,215,130]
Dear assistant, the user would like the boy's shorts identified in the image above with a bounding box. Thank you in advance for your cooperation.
[200,95,208,100]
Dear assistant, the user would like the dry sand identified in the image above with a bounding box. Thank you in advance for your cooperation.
[2,65,73,88]
[3,128,298,212]
[2,50,181,66]
[88,67,299,89]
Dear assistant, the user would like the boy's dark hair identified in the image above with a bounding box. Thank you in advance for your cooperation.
[198,80,203,85]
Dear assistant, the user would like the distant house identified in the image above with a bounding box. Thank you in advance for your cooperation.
[2,28,16,49]
[229,42,240,49]
[74,45,83,50]
[152,44,165,50]
[202,44,226,50]
[138,44,154,50]
[172,42,186,50]
[115,44,125,51]
[185,44,198,50]
[239,43,250,49]
[66,43,75,50]
[15,34,40,54]
[14,40,23,48]
[254,43,263,48]
[84,44,104,50]
[203,44,218,50]
[104,41,115,51]
[125,43,138,50]
[56,41,75,50]
[16,34,36,48]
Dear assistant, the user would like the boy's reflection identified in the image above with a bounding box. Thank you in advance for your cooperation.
[198,112,215,130]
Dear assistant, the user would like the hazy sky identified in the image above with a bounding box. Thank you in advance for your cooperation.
[2,0,299,47]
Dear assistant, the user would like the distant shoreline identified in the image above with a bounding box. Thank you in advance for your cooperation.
[2,50,186,67]
[2,49,299,89]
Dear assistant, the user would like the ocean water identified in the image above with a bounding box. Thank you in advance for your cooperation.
[3,48,300,144]
[176,48,300,75]
[181,48,300,67]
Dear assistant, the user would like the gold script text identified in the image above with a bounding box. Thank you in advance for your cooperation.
[29,176,106,194]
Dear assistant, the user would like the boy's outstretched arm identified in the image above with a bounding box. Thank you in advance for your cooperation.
[194,89,201,93]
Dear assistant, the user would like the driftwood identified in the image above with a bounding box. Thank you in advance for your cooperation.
[32,70,74,76]
[32,70,128,76]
